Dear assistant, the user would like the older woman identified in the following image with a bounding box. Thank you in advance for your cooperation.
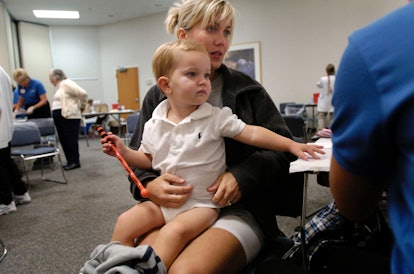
[49,69,88,170]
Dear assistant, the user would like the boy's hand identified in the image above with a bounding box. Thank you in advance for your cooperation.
[290,143,325,160]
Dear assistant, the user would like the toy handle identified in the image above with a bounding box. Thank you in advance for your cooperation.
[96,126,150,198]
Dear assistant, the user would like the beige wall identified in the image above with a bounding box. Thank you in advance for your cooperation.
[0,3,14,75]
[18,22,54,99]
[1,0,408,107]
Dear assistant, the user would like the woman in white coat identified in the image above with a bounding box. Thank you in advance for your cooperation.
[49,69,88,170]
[316,64,335,131]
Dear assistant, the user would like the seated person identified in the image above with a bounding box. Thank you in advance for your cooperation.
[100,40,324,270]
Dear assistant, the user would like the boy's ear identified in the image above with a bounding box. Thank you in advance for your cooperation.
[157,76,171,94]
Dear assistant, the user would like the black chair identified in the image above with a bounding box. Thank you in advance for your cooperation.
[240,172,307,274]
[283,114,307,143]
[279,102,296,115]
[241,114,308,274]
[124,112,140,144]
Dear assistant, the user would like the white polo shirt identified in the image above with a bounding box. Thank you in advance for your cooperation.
[140,101,246,220]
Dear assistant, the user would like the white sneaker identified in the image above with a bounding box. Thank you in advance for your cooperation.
[0,201,17,216]
[13,192,32,205]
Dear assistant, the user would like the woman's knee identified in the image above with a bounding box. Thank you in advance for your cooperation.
[168,228,247,274]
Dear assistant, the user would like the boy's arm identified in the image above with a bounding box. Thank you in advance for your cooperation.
[123,148,153,170]
[232,125,324,160]
[103,134,153,170]
[232,125,294,152]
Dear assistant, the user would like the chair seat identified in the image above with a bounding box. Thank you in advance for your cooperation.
[12,146,58,156]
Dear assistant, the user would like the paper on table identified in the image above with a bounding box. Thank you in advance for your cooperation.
[289,146,332,173]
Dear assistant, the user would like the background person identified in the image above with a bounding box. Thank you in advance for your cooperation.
[49,69,88,171]
[316,63,335,131]
[0,66,31,216]
[12,68,51,119]
[329,2,414,274]
[128,0,298,272]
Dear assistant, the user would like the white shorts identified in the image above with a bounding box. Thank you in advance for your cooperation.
[211,208,264,263]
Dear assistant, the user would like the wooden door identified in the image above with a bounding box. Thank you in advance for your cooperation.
[116,67,140,116]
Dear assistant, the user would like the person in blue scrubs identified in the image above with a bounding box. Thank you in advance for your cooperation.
[12,68,51,119]
[330,2,414,274]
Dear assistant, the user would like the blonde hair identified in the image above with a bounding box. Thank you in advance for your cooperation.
[152,40,208,80]
[165,0,235,37]
[12,68,29,83]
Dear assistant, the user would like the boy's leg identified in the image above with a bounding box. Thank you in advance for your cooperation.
[152,207,219,269]
[111,201,165,246]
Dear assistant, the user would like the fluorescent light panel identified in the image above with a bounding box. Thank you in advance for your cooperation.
[33,10,79,19]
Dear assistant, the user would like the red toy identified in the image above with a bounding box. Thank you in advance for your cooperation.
[96,125,150,198]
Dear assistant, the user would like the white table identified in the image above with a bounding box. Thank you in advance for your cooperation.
[82,109,136,136]
[288,137,332,270]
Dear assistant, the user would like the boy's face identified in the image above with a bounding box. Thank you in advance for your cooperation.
[167,50,212,107]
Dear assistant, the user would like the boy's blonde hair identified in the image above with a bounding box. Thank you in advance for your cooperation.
[165,0,235,37]
[152,40,208,80]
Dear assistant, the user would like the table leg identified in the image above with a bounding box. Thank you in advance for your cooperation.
[300,173,309,272]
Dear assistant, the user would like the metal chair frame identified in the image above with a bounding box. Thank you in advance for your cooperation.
[11,121,67,187]
[0,238,7,263]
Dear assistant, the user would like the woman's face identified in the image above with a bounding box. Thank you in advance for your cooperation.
[17,77,30,88]
[179,18,232,75]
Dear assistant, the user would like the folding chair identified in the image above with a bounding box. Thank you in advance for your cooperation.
[124,112,140,144]
[30,118,57,147]
[0,237,6,263]
[279,102,296,115]
[10,121,67,186]
[283,114,307,143]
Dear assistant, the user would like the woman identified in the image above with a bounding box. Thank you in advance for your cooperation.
[49,69,88,170]
[0,66,31,216]
[12,68,51,119]
[316,64,335,131]
[129,0,295,272]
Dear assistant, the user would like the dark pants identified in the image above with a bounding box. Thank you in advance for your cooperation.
[0,144,28,204]
[26,101,51,119]
[53,109,81,165]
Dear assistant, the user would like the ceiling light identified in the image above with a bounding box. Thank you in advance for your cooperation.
[33,10,80,19]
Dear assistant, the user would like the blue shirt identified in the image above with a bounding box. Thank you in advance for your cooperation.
[16,78,47,105]
[331,3,414,274]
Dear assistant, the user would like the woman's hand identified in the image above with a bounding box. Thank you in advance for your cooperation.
[208,172,242,207]
[146,174,192,208]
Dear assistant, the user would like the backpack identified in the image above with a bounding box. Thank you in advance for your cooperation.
[285,201,392,273]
